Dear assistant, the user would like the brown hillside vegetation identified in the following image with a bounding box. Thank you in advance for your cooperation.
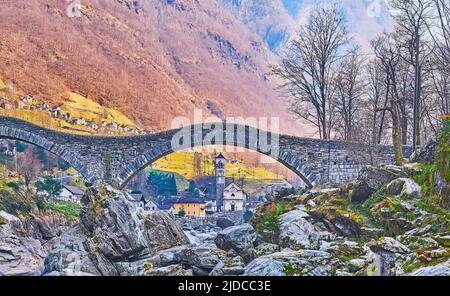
[0,0,308,135]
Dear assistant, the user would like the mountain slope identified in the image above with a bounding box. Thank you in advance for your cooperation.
[0,0,302,134]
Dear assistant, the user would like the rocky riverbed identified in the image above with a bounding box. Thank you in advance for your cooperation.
[1,162,449,276]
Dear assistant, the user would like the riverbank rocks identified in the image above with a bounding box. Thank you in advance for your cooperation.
[358,165,407,190]
[408,260,450,276]
[210,256,246,276]
[214,224,257,255]
[0,224,47,276]
[216,217,235,229]
[143,211,189,253]
[386,178,422,199]
[143,264,193,276]
[410,140,436,163]
[350,180,375,202]
[279,210,317,250]
[244,250,334,276]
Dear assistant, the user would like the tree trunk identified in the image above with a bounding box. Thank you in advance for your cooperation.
[390,105,404,165]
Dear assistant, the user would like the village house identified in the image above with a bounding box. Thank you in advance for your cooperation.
[223,183,246,212]
[18,95,33,110]
[173,197,206,217]
[0,97,13,110]
[56,184,85,204]
[205,199,217,214]
[129,192,159,211]
[157,197,177,213]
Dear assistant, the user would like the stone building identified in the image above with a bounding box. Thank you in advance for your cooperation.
[223,183,245,212]
[57,184,85,204]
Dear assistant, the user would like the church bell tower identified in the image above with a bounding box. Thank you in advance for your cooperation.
[215,153,226,212]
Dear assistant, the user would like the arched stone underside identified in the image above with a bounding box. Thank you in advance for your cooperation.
[0,116,413,189]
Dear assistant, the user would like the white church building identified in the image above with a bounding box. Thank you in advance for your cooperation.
[223,183,245,212]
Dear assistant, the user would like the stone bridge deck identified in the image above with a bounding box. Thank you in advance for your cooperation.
[0,116,412,188]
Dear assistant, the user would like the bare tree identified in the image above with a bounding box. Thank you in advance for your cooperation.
[372,33,405,164]
[389,0,434,149]
[271,4,349,139]
[333,46,365,141]
[17,147,42,187]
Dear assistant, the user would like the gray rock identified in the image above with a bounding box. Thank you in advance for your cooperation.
[254,243,280,257]
[176,247,228,271]
[0,224,46,276]
[330,216,361,238]
[408,261,450,276]
[244,250,332,276]
[210,256,245,276]
[279,210,317,250]
[214,224,257,254]
[216,217,235,229]
[143,264,193,276]
[358,166,407,190]
[369,237,410,254]
[143,211,189,254]
[386,178,422,199]
[410,140,436,163]
[350,180,375,202]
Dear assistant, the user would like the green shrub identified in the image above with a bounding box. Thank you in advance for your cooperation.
[243,210,253,223]
[256,211,281,244]
[36,177,62,196]
[0,190,32,215]
[436,119,450,183]
[44,200,80,221]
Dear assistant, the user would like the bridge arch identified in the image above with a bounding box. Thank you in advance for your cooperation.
[1,116,410,190]
[117,123,318,189]
[0,122,92,183]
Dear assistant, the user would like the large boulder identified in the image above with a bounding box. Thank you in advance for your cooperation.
[176,247,228,275]
[143,264,193,276]
[279,210,317,250]
[328,216,361,238]
[386,178,422,199]
[410,140,436,163]
[357,165,407,190]
[350,180,375,202]
[408,261,450,276]
[210,256,245,276]
[0,224,47,276]
[44,225,118,276]
[214,224,257,254]
[244,250,333,276]
[143,211,189,253]
[44,186,189,275]
[216,217,235,229]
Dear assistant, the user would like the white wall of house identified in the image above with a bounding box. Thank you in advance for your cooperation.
[56,188,82,204]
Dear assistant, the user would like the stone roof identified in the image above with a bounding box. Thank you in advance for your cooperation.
[173,197,206,204]
[63,184,85,196]
[224,183,243,192]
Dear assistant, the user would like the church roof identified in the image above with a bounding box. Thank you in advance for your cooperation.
[215,153,226,160]
[224,183,243,192]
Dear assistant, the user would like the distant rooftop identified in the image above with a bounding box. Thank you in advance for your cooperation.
[63,184,84,196]
[173,197,206,204]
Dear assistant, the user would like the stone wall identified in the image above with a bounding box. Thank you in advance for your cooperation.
[0,116,412,188]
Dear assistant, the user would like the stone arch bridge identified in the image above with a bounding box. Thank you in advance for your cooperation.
[0,116,412,189]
